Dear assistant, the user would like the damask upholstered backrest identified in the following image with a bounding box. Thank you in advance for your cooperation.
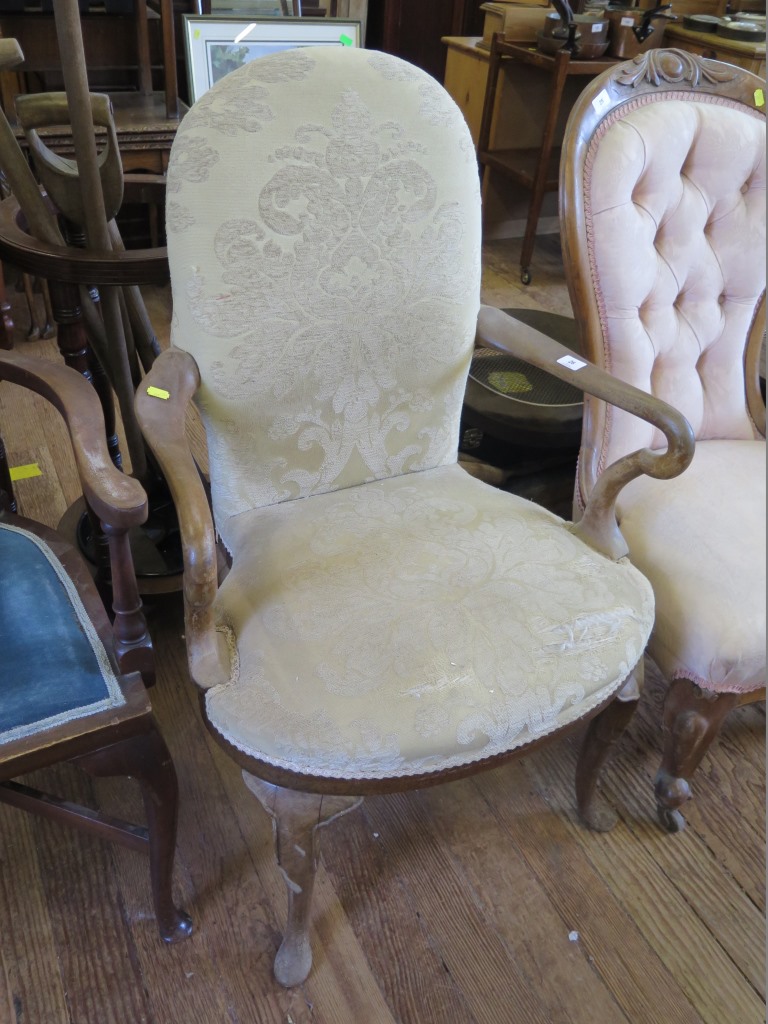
[165,47,481,544]
[561,52,766,503]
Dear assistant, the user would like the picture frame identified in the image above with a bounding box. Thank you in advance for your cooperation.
[182,15,363,103]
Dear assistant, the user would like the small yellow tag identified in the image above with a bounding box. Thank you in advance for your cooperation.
[9,463,42,481]
[147,386,170,400]
[755,89,765,108]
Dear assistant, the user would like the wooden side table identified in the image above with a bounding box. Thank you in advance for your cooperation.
[477,34,617,284]
[13,92,185,176]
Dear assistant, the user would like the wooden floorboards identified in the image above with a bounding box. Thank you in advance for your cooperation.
[0,235,764,1024]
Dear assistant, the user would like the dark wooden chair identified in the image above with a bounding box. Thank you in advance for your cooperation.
[0,349,191,943]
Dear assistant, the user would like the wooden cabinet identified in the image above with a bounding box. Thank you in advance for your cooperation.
[368,0,484,80]
[443,33,489,143]
[0,1,179,118]
[0,11,163,100]
[664,25,766,78]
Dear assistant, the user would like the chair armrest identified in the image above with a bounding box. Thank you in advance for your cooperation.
[476,305,695,560]
[0,351,147,528]
[135,348,229,689]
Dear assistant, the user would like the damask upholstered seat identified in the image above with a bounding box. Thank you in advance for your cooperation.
[558,49,766,830]
[209,464,652,779]
[137,46,693,985]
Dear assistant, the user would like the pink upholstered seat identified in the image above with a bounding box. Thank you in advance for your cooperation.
[560,49,766,830]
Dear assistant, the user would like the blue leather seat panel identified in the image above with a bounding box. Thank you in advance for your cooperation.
[0,524,123,740]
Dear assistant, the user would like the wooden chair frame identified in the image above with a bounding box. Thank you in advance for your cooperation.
[133,46,699,986]
[559,48,766,830]
[0,349,191,943]
[135,300,694,981]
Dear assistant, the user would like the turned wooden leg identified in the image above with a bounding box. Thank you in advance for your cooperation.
[75,726,193,943]
[654,678,739,834]
[576,663,642,832]
[40,279,55,339]
[0,260,13,349]
[0,435,16,513]
[243,773,361,987]
[102,519,154,684]
[0,946,13,1024]
[22,272,40,340]
[88,344,122,470]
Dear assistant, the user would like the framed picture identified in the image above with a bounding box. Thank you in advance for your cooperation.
[182,15,363,103]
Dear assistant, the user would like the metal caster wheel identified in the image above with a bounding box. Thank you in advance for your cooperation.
[657,804,686,833]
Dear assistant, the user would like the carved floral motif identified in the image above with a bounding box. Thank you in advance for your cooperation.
[616,48,739,89]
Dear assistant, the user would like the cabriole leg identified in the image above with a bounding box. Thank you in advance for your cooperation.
[76,726,193,942]
[243,773,361,987]
[654,678,738,833]
[576,662,642,832]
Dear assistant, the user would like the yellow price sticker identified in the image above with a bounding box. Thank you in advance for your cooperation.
[147,386,170,400]
[755,89,765,108]
[9,463,42,482]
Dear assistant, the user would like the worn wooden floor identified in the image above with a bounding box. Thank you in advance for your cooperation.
[0,235,764,1024]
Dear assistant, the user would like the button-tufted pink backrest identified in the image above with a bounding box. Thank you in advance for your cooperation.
[578,92,765,475]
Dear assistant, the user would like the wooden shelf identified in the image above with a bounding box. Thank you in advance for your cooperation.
[478,145,561,191]
[476,34,619,281]
[492,39,617,76]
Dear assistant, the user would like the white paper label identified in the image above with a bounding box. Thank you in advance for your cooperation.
[592,89,611,115]
[621,15,634,25]
[592,21,602,32]
[557,355,587,371]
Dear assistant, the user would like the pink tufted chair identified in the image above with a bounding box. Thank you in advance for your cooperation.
[558,49,766,831]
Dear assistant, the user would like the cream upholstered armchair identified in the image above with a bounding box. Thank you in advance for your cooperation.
[136,47,693,986]
[553,49,765,831]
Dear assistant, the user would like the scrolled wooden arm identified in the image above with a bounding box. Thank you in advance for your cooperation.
[0,350,147,528]
[476,304,695,559]
[135,348,228,689]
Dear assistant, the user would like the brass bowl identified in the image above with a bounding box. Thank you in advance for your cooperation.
[535,29,609,59]
[543,12,610,42]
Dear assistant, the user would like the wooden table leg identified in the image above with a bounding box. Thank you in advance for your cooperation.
[0,259,14,349]
[519,48,570,285]
[0,434,17,512]
[477,32,504,178]
[158,0,179,119]
[0,945,14,1024]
